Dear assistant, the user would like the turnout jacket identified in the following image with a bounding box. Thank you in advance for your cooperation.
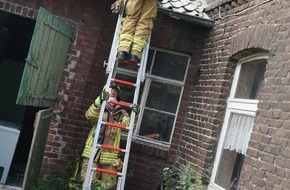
[82,102,130,165]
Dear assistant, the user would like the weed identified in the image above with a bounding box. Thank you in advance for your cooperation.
[161,164,203,190]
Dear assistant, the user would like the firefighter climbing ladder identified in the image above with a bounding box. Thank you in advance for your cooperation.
[83,9,151,190]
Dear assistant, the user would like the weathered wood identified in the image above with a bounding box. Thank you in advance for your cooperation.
[16,7,74,107]
[22,108,54,190]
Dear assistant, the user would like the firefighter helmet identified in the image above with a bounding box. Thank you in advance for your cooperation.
[109,82,121,101]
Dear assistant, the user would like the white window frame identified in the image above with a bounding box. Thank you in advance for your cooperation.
[208,53,268,190]
[116,47,190,148]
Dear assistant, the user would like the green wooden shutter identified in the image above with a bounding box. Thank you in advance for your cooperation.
[16,7,74,107]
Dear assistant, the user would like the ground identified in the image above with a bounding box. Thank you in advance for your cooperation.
[0,185,21,190]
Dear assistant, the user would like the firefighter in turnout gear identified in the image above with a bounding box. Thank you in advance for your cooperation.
[111,0,158,63]
[81,82,139,189]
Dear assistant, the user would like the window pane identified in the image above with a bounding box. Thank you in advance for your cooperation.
[214,150,244,190]
[146,81,181,113]
[235,59,266,99]
[146,49,154,73]
[152,51,188,81]
[114,49,188,144]
[139,109,174,142]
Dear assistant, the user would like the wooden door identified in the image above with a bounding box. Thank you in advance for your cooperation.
[22,108,54,190]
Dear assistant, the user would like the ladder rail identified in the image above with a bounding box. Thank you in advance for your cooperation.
[118,35,150,190]
[140,33,151,82]
[83,7,125,189]
[83,100,107,190]
[106,12,123,74]
[83,51,116,190]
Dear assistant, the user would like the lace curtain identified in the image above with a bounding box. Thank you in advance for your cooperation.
[223,113,254,155]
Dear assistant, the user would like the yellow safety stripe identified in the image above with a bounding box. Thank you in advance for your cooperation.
[82,124,97,158]
[100,151,119,165]
[149,20,154,29]
[119,34,134,41]
[82,145,97,158]
[119,34,134,48]
[99,129,121,165]
[133,37,146,45]
[119,41,132,48]
[132,38,147,53]
[122,115,130,127]
[88,107,100,118]
[95,96,101,106]
[114,129,121,147]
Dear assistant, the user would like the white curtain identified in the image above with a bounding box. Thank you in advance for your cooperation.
[223,113,254,155]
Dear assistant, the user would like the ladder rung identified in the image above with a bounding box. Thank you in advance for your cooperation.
[117,59,139,66]
[95,167,121,176]
[104,121,128,130]
[100,144,124,152]
[113,78,136,87]
[109,100,131,108]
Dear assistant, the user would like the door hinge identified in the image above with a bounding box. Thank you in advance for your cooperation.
[25,56,39,69]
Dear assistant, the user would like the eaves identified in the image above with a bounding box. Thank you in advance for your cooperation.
[158,7,214,28]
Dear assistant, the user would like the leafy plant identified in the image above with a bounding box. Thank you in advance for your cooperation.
[161,164,203,190]
[176,164,202,190]
[91,180,107,190]
[162,167,174,188]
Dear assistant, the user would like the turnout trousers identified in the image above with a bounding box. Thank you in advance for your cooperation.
[118,0,158,58]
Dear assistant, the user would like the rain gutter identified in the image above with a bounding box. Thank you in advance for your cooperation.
[158,8,214,28]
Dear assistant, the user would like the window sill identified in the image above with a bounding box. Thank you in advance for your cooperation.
[121,134,170,159]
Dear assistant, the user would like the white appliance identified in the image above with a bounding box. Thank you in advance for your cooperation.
[0,119,21,184]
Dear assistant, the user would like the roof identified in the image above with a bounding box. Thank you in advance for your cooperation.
[158,0,213,27]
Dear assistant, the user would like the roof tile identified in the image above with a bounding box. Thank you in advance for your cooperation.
[158,0,209,19]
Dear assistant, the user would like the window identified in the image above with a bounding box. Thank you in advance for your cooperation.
[208,53,267,190]
[114,48,190,146]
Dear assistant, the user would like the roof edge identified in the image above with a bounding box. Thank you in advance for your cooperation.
[158,8,214,28]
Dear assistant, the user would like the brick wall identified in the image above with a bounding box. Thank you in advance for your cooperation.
[188,0,290,189]
[0,0,209,189]
[37,1,117,176]
[0,0,117,176]
[125,14,208,189]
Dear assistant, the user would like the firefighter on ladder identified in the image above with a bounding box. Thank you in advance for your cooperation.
[111,0,158,63]
[81,82,139,190]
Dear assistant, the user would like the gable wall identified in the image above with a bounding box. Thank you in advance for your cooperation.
[182,0,290,189]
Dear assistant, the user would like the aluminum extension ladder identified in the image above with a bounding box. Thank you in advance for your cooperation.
[82,9,151,190]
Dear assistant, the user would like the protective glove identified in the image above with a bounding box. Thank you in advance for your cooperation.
[112,158,123,171]
[111,0,123,14]
[100,90,109,102]
[94,91,109,107]
[132,104,140,114]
